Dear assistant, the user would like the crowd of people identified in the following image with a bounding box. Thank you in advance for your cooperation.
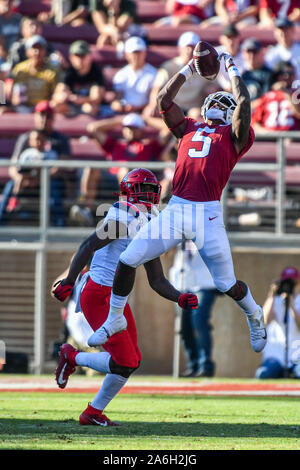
[0,0,299,226]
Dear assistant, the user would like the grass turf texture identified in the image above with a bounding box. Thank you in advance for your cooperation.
[1,387,300,450]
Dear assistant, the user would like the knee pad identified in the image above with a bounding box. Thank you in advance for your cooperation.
[109,357,140,378]
[225,280,248,301]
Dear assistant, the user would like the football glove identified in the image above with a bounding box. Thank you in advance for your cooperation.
[52,279,74,302]
[218,52,239,75]
[178,293,198,309]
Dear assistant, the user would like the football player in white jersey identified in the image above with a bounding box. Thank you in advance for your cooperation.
[52,168,198,426]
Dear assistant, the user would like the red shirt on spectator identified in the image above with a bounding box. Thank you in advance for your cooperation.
[173,1,206,19]
[252,90,300,131]
[259,0,298,18]
[102,137,163,162]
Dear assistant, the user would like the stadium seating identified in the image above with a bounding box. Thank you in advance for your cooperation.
[41,22,300,47]
[0,0,298,232]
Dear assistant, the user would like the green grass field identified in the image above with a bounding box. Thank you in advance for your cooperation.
[1,377,300,450]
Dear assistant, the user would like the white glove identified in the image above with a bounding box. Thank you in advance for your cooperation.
[179,59,196,81]
[218,52,240,78]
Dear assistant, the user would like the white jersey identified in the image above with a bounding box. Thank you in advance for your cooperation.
[89,201,151,287]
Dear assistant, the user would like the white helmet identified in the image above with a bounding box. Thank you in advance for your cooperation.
[201,91,237,124]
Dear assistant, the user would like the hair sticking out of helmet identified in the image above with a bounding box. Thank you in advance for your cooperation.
[120,168,161,209]
[201,92,237,124]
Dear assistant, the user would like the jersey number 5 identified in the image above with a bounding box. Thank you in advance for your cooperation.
[188,128,213,159]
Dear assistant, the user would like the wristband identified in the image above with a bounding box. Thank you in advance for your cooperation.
[179,62,194,81]
[227,63,240,80]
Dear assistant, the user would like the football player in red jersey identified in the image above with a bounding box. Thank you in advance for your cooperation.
[89,51,267,355]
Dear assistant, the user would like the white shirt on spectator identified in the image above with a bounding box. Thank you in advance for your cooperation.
[113,63,157,107]
[262,294,300,367]
[265,42,300,80]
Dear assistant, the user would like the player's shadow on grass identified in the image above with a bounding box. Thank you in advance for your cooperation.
[1,418,300,439]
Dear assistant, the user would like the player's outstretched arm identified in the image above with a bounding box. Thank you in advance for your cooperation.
[52,219,127,301]
[156,61,196,139]
[144,258,198,308]
[220,54,251,154]
[231,75,251,153]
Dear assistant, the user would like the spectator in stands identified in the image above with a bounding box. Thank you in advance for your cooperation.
[259,0,300,26]
[111,36,157,114]
[7,17,43,69]
[89,0,143,48]
[11,35,60,112]
[251,61,300,132]
[38,0,90,26]
[216,24,245,92]
[7,16,66,71]
[0,0,21,50]
[255,267,300,379]
[51,40,105,117]
[241,38,273,103]
[0,101,70,226]
[265,18,300,81]
[144,31,211,117]
[211,0,258,27]
[70,113,163,224]
[155,0,213,26]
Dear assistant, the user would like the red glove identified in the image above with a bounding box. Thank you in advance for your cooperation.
[52,279,74,302]
[178,293,198,309]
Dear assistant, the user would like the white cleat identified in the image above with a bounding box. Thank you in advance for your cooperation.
[88,314,127,347]
[247,306,267,353]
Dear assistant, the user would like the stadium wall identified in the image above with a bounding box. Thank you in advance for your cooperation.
[1,248,300,377]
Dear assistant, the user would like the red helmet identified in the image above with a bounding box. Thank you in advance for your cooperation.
[120,168,161,208]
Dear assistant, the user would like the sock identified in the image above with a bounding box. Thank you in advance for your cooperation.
[91,373,128,411]
[75,351,111,373]
[235,287,259,317]
[108,292,128,319]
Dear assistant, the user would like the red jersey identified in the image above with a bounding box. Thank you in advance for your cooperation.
[173,118,255,202]
[102,137,163,162]
[251,90,300,131]
[259,0,298,17]
[173,1,206,19]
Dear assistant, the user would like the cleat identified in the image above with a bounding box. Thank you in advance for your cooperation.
[88,314,127,347]
[55,343,78,389]
[79,404,121,426]
[247,306,267,353]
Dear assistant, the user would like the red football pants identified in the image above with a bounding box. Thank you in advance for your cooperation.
[80,278,142,368]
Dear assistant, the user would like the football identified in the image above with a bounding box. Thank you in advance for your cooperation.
[193,41,220,81]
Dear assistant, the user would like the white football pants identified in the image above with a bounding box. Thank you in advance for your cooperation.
[120,195,236,292]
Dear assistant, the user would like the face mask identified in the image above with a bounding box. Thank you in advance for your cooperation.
[205,107,225,122]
